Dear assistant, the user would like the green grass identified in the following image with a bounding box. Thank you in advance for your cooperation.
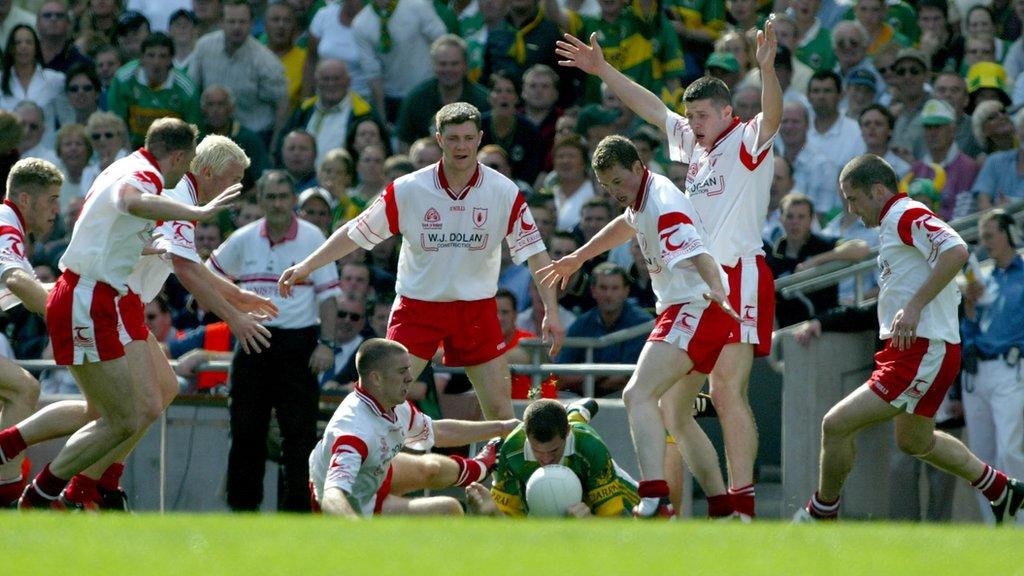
[1,514,1021,575]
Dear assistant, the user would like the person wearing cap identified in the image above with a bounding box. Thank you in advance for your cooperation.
[705,51,742,90]
[889,48,930,160]
[909,98,980,220]
[107,32,202,148]
[114,10,151,63]
[844,68,878,120]
[127,0,192,33]
[297,186,334,236]
[966,61,1013,114]
[973,108,1024,210]
[189,0,287,142]
[932,71,984,158]
[806,70,866,217]
[167,9,198,71]
[36,0,89,74]
[792,0,837,72]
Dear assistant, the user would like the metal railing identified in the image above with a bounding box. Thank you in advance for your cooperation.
[774,197,1024,310]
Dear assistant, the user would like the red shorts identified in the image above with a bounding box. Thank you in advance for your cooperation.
[387,296,505,367]
[46,270,149,366]
[723,255,774,357]
[868,338,961,418]
[649,299,736,374]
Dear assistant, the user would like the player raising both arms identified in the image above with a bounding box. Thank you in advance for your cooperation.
[540,136,740,517]
[554,19,782,520]
[795,155,1024,524]
[280,102,564,421]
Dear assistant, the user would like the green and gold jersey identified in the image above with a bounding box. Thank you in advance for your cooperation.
[661,0,727,41]
[567,11,685,103]
[490,421,640,517]
[107,61,201,148]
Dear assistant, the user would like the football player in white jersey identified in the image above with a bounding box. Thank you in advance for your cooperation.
[554,21,782,519]
[795,155,1024,523]
[540,136,740,517]
[18,120,244,509]
[312,338,518,518]
[280,102,564,422]
[0,159,96,506]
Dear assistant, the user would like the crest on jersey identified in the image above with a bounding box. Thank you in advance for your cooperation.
[473,207,488,228]
[424,208,441,223]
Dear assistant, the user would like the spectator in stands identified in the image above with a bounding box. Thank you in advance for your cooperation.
[961,209,1024,523]
[145,294,177,346]
[792,0,835,72]
[297,186,333,236]
[889,48,930,160]
[966,61,1012,115]
[200,84,269,188]
[625,239,656,311]
[629,126,664,175]
[477,143,533,194]
[853,0,908,55]
[284,59,379,168]
[305,0,365,100]
[521,64,561,172]
[320,293,367,393]
[317,148,358,228]
[725,0,759,33]
[547,230,594,315]
[0,110,19,191]
[339,260,373,300]
[972,99,1015,160]
[37,1,89,74]
[14,101,58,165]
[397,34,489,151]
[577,196,614,250]
[517,277,576,345]
[732,83,762,123]
[932,71,983,158]
[114,10,151,63]
[189,0,288,142]
[280,129,318,191]
[482,0,562,96]
[54,122,91,209]
[353,0,446,121]
[764,192,838,327]
[0,24,65,144]
[715,30,758,84]
[806,70,865,218]
[192,0,222,37]
[76,0,119,57]
[963,34,996,73]
[210,169,339,512]
[93,44,120,103]
[409,136,441,169]
[546,135,594,232]
[909,99,980,221]
[62,63,101,127]
[975,109,1024,211]
[917,0,963,72]
[843,69,877,121]
[496,288,557,399]
[832,21,880,85]
[705,52,742,91]
[107,32,202,147]
[481,69,543,187]
[778,100,831,220]
[763,154,792,245]
[263,1,305,111]
[349,143,386,207]
[858,104,911,178]
[233,199,263,229]
[168,320,234,393]
[556,262,652,397]
[167,9,198,71]
[195,221,223,260]
[526,195,555,247]
[345,116,392,164]
[0,0,35,46]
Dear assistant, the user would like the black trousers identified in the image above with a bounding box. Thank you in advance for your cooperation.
[226,326,319,512]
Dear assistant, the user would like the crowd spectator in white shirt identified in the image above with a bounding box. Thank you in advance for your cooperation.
[0,24,66,146]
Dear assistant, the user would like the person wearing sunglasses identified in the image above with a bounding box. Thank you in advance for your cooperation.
[62,63,101,126]
[36,1,90,74]
[80,111,129,190]
[888,48,931,163]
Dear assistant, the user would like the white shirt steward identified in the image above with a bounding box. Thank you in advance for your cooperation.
[868,193,967,417]
[0,199,34,311]
[664,112,778,357]
[207,215,341,512]
[627,169,735,374]
[48,148,166,365]
[347,161,545,366]
[309,385,434,515]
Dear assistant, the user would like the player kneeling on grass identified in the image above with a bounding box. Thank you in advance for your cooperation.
[467,398,640,518]
[795,154,1024,524]
[310,338,518,517]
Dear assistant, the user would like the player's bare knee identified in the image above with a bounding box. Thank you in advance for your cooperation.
[440,496,464,515]
[422,456,444,485]
[622,382,651,409]
[896,429,933,456]
[8,371,39,409]
[820,409,850,440]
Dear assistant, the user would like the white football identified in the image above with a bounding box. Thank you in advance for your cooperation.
[525,464,583,517]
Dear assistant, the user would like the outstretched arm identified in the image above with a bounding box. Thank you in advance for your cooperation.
[526,251,566,357]
[122,183,241,223]
[755,19,782,150]
[555,33,668,129]
[279,220,362,297]
[539,214,634,290]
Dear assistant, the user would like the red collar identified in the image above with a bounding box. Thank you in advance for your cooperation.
[137,147,162,172]
[184,172,199,205]
[437,159,481,201]
[3,199,26,232]
[878,193,907,223]
[706,117,741,153]
[259,216,299,247]
[354,382,395,420]
[631,169,651,212]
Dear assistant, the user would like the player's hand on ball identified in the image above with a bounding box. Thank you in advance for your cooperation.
[197,183,243,221]
[278,263,310,297]
[566,501,592,518]
[704,288,741,322]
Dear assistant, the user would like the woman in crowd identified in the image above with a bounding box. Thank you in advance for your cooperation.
[61,63,101,127]
[55,123,94,210]
[80,111,129,187]
[0,25,68,142]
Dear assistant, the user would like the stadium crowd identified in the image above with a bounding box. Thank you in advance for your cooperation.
[0,0,1021,521]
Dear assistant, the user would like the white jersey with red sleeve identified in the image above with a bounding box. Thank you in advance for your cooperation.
[876,194,966,343]
[309,385,434,515]
[664,112,776,268]
[624,170,728,314]
[347,161,545,302]
[128,172,201,303]
[0,199,33,310]
[59,148,166,293]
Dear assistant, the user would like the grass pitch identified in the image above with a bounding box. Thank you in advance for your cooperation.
[1,513,1021,575]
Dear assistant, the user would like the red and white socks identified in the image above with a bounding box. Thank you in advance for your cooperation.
[972,464,1010,504]
[20,464,68,508]
[729,484,756,519]
[0,426,27,465]
[806,491,840,520]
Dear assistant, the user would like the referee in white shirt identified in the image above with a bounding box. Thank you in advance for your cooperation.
[209,170,340,511]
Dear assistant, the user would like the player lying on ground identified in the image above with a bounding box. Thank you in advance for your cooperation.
[310,338,518,517]
[794,154,1024,524]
